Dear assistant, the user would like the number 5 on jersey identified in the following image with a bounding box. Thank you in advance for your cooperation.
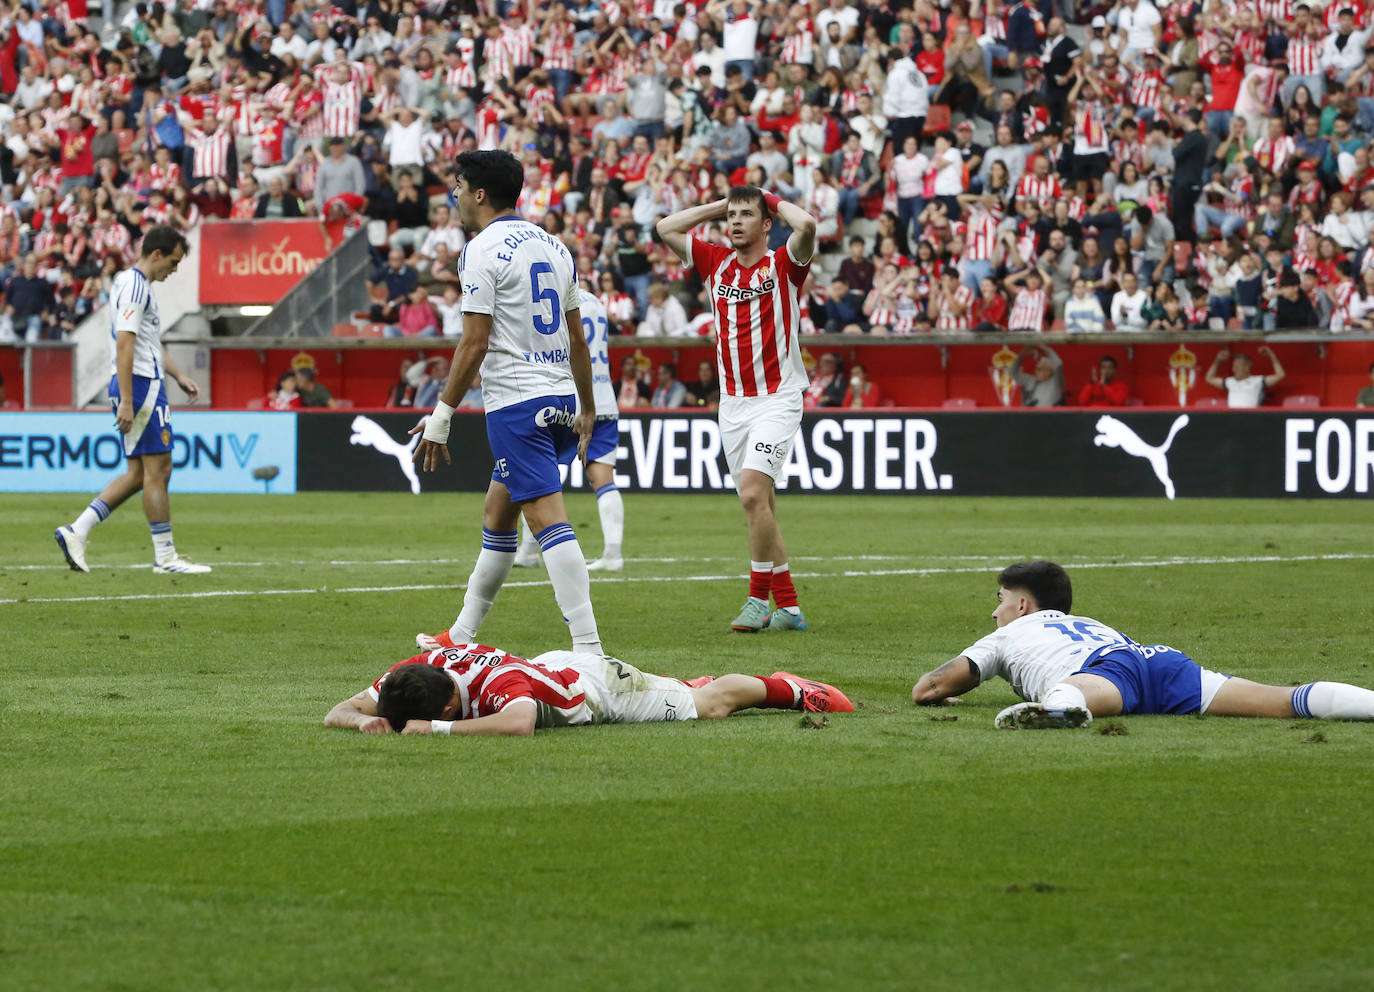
[530,262,562,335]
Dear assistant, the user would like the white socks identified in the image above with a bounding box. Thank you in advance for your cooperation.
[72,498,110,538]
[1042,683,1089,712]
[449,529,516,642]
[594,482,623,559]
[537,523,602,654]
[149,521,175,563]
[1292,681,1374,721]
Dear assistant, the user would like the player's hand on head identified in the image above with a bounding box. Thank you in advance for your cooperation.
[358,716,394,734]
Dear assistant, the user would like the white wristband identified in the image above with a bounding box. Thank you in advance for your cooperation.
[431,719,453,735]
[422,400,455,444]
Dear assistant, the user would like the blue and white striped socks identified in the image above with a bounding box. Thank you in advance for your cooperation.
[71,498,111,538]
[1291,681,1374,721]
[449,527,517,643]
[594,483,623,559]
[536,522,602,654]
[149,520,175,563]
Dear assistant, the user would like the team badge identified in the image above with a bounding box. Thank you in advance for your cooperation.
[1168,345,1197,408]
[160,428,171,445]
[990,345,1019,407]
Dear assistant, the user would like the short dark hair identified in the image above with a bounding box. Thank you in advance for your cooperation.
[1099,355,1118,367]
[998,561,1073,614]
[727,185,771,216]
[376,663,454,730]
[454,149,523,210]
[140,225,188,259]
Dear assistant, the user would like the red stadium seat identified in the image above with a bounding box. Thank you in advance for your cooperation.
[331,323,359,337]
[361,323,387,337]
[922,105,952,136]
[1282,394,1321,407]
[245,397,266,410]
[942,397,977,409]
[1173,241,1192,275]
[1193,397,1227,408]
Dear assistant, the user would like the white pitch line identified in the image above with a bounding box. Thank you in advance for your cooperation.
[0,552,955,572]
[2,552,1372,606]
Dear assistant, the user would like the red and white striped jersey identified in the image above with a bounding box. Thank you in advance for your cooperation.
[484,37,513,88]
[148,161,181,191]
[1009,287,1048,330]
[445,58,477,93]
[188,127,234,179]
[1015,173,1061,212]
[92,221,131,263]
[1129,68,1164,113]
[1331,279,1356,330]
[250,116,285,166]
[1257,0,1293,26]
[600,291,635,326]
[1112,138,1147,172]
[368,646,602,728]
[1235,29,1265,64]
[1252,133,1295,174]
[501,22,536,67]
[527,84,556,124]
[322,78,362,137]
[934,282,974,329]
[780,19,815,64]
[293,90,326,139]
[542,21,576,70]
[688,236,810,397]
[1287,33,1321,76]
[964,209,999,262]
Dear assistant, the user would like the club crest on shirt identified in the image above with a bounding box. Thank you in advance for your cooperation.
[160,428,171,445]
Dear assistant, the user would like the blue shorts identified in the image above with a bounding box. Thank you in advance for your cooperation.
[486,394,578,503]
[1074,644,1203,715]
[109,374,171,457]
[586,416,619,465]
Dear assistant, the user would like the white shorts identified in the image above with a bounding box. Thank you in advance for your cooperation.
[529,652,698,724]
[1198,667,1230,714]
[718,390,803,487]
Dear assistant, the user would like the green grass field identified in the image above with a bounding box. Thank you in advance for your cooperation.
[3,492,1373,991]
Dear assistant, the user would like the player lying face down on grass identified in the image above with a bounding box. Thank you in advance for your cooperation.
[911,561,1374,729]
[324,645,853,736]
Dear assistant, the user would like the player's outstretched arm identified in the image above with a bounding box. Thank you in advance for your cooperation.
[324,690,394,734]
[656,198,728,264]
[911,656,980,706]
[400,700,538,736]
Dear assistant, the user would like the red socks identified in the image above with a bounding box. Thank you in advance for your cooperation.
[771,564,798,609]
[749,559,773,601]
[758,677,800,709]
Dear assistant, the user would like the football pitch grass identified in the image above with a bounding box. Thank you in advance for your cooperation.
[2,491,1373,991]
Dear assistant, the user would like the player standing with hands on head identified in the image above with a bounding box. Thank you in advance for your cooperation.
[55,226,210,575]
[411,150,604,655]
[656,187,816,632]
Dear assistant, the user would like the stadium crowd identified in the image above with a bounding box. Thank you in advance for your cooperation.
[7,0,1374,343]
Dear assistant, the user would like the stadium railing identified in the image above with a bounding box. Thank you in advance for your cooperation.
[240,227,372,340]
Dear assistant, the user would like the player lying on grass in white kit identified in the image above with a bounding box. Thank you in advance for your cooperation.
[912,561,1374,729]
[324,645,853,735]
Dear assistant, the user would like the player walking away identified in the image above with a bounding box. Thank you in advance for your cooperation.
[324,643,853,735]
[656,187,817,633]
[512,288,626,571]
[411,150,602,655]
[55,226,209,575]
[912,561,1374,728]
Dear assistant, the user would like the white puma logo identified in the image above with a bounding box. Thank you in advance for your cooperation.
[349,415,422,495]
[1093,414,1190,500]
